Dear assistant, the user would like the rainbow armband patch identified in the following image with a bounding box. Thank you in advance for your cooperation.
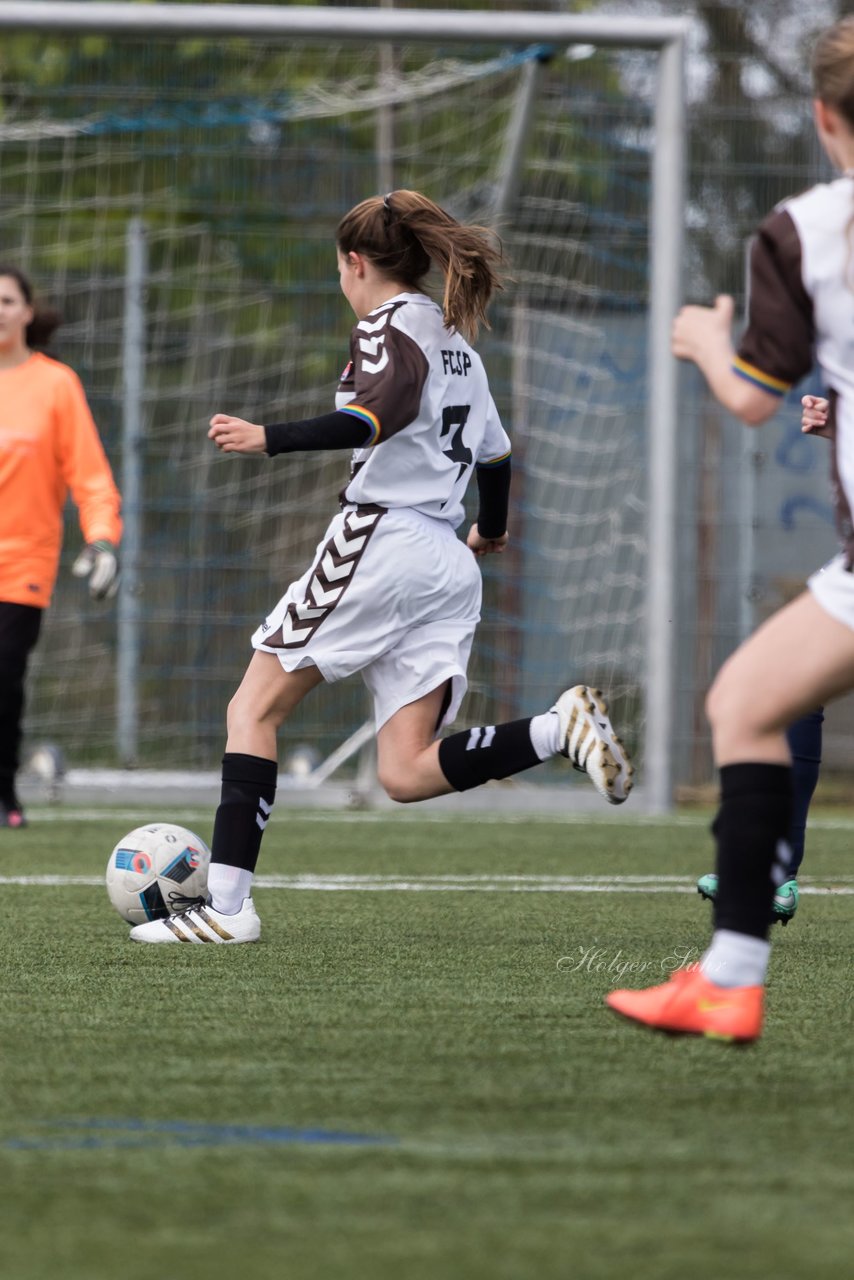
[341,404,381,444]
[476,450,511,468]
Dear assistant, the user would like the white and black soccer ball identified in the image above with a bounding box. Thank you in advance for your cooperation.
[106,823,211,925]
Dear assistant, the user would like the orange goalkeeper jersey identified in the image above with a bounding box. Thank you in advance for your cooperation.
[0,352,122,608]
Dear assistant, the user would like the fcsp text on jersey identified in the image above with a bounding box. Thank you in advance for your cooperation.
[441,350,472,376]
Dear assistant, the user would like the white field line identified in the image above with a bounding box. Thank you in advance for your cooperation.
[15,806,854,832]
[2,873,854,896]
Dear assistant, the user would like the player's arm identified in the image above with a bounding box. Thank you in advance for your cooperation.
[208,319,425,456]
[208,411,373,455]
[468,453,511,557]
[671,296,780,425]
[672,209,814,428]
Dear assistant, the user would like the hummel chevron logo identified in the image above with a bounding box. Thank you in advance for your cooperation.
[359,335,386,359]
[309,578,345,608]
[277,611,314,644]
[321,551,352,582]
[267,507,384,650]
[333,529,367,557]
[294,602,325,621]
[356,312,391,335]
[349,511,380,531]
[359,336,389,376]
[357,314,391,374]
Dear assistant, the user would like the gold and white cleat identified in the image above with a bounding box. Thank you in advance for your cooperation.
[129,897,260,944]
[553,685,634,804]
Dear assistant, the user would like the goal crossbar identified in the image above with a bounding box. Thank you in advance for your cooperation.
[2,4,690,47]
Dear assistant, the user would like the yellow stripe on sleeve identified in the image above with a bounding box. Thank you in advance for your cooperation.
[732,357,790,397]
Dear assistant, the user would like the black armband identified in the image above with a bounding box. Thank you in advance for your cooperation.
[475,457,511,539]
[264,410,374,456]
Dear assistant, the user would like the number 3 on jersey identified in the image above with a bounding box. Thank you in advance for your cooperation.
[441,404,473,482]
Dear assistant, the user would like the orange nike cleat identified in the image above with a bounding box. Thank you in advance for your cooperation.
[605,966,764,1043]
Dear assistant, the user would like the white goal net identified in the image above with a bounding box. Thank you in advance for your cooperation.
[0,7,685,809]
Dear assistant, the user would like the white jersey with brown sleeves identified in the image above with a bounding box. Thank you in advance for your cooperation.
[735,177,854,552]
[786,179,854,537]
[334,291,511,529]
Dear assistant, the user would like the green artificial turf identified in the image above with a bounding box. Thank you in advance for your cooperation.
[1,807,853,1280]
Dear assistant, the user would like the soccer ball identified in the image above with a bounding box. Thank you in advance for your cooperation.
[106,823,211,924]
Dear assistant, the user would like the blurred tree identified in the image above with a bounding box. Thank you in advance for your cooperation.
[662,0,843,298]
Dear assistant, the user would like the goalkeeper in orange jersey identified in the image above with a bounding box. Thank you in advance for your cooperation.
[0,266,122,828]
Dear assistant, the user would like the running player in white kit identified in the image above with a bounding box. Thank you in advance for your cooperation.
[130,189,633,944]
[607,17,854,1041]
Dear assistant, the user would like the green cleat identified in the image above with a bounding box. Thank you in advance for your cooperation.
[772,879,799,926]
[696,874,799,926]
[697,873,718,903]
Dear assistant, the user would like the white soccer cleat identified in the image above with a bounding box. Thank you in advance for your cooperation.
[553,685,634,805]
[128,897,261,944]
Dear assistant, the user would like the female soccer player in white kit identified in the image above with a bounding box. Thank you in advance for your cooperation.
[608,17,854,1041]
[130,189,633,944]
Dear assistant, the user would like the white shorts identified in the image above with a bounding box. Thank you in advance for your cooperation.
[808,551,854,631]
[252,504,482,730]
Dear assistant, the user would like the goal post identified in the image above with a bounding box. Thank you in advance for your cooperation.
[1,3,688,813]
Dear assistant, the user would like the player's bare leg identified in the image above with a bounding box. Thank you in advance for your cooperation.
[130,655,324,943]
[226,652,325,760]
[376,682,456,802]
[708,592,854,764]
[608,592,854,1039]
[376,679,632,805]
[695,593,840,928]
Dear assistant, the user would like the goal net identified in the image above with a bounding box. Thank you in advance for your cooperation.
[0,13,681,806]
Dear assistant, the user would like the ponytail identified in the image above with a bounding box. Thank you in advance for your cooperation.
[812,17,854,126]
[0,264,62,348]
[336,190,503,343]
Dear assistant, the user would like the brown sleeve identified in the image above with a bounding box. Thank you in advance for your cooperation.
[734,208,814,396]
[348,316,429,441]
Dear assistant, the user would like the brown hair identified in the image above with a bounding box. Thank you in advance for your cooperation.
[336,189,503,343]
[0,265,62,348]
[812,17,854,125]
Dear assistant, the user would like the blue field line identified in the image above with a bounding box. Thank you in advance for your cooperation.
[5,1118,397,1152]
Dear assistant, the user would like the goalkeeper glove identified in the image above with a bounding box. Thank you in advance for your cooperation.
[72,540,120,600]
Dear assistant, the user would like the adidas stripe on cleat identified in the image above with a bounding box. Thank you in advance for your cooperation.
[606,967,764,1043]
[129,897,260,944]
[553,685,634,804]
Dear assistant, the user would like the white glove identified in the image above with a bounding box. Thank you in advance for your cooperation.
[72,540,120,600]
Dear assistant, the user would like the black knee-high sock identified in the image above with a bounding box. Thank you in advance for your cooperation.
[786,709,823,877]
[211,752,278,872]
[437,718,541,792]
[713,763,793,940]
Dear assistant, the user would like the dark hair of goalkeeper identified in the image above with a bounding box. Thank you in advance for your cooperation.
[0,265,62,349]
[336,189,503,344]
